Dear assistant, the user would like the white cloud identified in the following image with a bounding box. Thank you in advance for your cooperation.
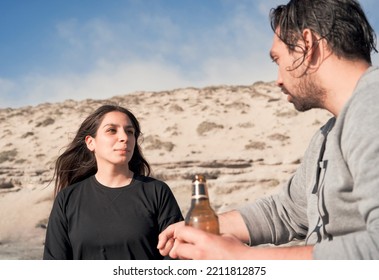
[8,60,191,107]
[1,47,277,109]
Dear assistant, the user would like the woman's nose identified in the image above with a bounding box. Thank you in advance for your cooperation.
[118,130,128,142]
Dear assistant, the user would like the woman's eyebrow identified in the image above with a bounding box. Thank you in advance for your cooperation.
[102,123,118,128]
[102,123,134,129]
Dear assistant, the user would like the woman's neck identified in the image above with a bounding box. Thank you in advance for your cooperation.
[95,167,134,188]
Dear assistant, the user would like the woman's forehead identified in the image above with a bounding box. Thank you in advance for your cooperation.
[100,111,133,126]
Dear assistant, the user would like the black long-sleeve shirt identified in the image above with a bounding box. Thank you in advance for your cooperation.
[43,175,183,260]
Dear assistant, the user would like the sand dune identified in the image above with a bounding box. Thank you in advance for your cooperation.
[0,81,331,259]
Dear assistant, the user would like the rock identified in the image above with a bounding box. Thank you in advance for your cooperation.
[0,179,14,189]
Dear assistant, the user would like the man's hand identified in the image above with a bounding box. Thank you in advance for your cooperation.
[163,225,248,260]
[157,221,185,256]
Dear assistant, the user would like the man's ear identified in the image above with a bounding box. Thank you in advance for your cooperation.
[85,135,95,152]
[302,28,323,68]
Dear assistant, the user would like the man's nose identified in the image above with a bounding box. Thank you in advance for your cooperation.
[276,71,283,87]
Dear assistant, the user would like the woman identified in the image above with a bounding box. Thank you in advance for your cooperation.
[43,104,183,260]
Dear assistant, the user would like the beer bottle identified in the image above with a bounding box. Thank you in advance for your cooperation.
[184,174,220,235]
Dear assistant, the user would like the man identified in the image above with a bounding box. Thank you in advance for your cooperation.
[157,0,379,259]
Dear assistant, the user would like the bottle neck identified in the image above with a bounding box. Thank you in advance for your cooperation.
[191,181,209,197]
[190,181,211,206]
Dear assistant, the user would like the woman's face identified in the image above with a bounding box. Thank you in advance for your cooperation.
[85,111,136,169]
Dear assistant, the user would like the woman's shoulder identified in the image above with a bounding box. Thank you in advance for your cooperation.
[133,175,171,191]
[134,175,167,185]
[56,176,93,198]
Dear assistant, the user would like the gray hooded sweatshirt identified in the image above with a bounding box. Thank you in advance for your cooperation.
[238,66,379,259]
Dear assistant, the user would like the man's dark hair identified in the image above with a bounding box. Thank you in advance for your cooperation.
[270,0,377,64]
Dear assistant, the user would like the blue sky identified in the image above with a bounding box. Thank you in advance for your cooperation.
[1,0,378,108]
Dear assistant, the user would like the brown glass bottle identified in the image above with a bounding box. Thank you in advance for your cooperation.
[184,174,220,235]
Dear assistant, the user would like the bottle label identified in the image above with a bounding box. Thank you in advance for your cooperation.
[191,183,208,199]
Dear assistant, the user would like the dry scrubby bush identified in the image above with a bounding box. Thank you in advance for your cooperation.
[169,104,184,112]
[35,117,55,127]
[268,133,290,141]
[238,122,254,128]
[143,135,175,152]
[22,132,34,138]
[0,149,18,164]
[245,141,266,150]
[197,121,224,136]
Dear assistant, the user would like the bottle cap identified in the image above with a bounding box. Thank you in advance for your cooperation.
[193,174,206,183]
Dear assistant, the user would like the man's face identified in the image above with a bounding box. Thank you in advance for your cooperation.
[270,32,326,112]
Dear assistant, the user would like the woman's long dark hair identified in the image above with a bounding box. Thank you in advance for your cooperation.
[53,104,150,196]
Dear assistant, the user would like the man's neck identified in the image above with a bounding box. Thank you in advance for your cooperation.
[320,57,370,116]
